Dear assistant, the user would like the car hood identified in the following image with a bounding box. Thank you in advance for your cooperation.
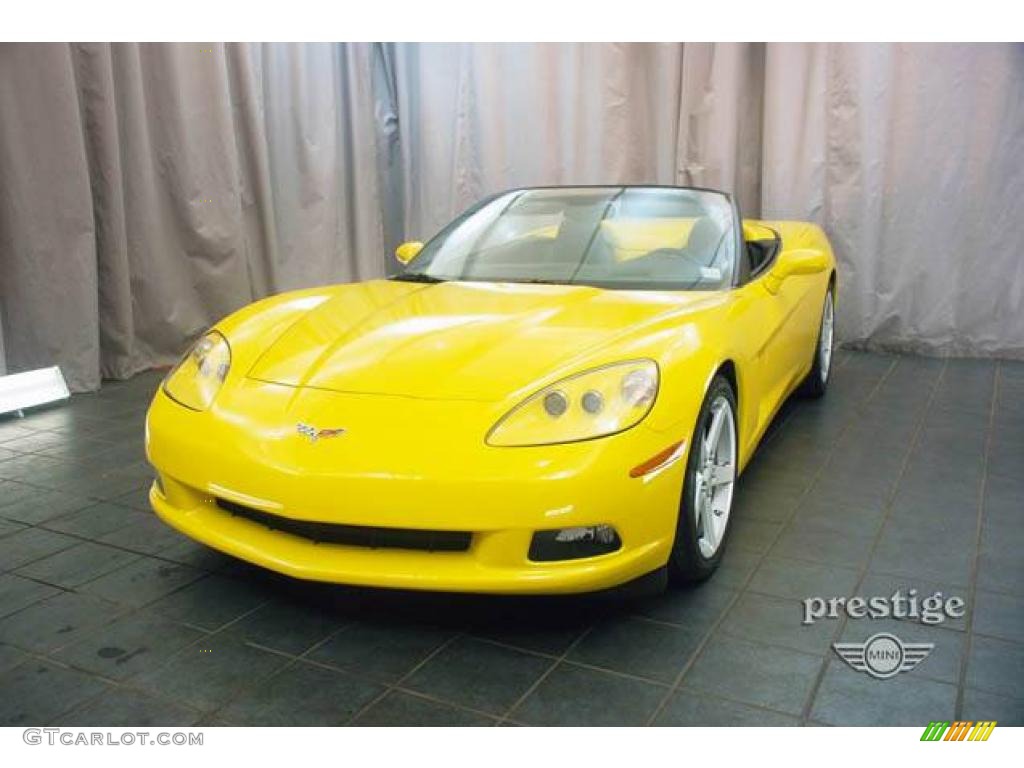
[246,279,715,401]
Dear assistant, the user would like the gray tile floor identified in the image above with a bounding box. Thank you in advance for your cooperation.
[0,351,1022,726]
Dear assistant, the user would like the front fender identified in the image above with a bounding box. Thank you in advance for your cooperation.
[207,286,340,388]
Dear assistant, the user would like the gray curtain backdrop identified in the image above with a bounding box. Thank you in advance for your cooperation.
[1,42,1022,391]
[0,42,386,390]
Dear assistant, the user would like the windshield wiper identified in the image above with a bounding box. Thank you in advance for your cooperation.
[391,273,447,283]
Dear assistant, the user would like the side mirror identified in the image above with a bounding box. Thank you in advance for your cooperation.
[395,241,423,265]
[764,248,828,294]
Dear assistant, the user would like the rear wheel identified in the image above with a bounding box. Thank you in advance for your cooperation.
[668,375,738,584]
[798,285,834,398]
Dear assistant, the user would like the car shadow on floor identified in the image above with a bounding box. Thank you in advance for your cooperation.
[236,561,646,635]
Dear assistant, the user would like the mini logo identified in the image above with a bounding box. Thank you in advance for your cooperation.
[920,721,997,741]
[296,423,346,443]
[833,632,933,679]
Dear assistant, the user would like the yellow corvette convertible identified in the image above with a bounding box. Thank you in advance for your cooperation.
[146,186,836,594]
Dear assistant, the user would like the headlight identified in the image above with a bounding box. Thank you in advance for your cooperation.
[162,331,231,411]
[487,360,659,446]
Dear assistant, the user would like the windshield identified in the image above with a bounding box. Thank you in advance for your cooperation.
[398,186,737,291]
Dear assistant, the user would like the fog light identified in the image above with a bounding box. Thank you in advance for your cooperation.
[528,525,622,562]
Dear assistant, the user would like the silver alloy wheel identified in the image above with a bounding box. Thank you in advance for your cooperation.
[692,394,737,559]
[819,290,834,383]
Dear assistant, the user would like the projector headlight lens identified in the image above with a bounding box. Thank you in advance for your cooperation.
[581,390,604,414]
[162,331,231,411]
[543,391,569,417]
[487,360,659,447]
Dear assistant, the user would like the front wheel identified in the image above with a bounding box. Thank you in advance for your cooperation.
[668,375,738,584]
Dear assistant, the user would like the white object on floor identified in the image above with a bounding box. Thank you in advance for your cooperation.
[0,365,70,416]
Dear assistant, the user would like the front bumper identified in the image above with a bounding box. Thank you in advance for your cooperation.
[146,380,690,594]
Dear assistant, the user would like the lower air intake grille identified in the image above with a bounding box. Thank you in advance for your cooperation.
[215,498,472,553]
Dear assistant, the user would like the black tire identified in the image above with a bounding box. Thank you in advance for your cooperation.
[668,374,738,584]
[798,284,835,399]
